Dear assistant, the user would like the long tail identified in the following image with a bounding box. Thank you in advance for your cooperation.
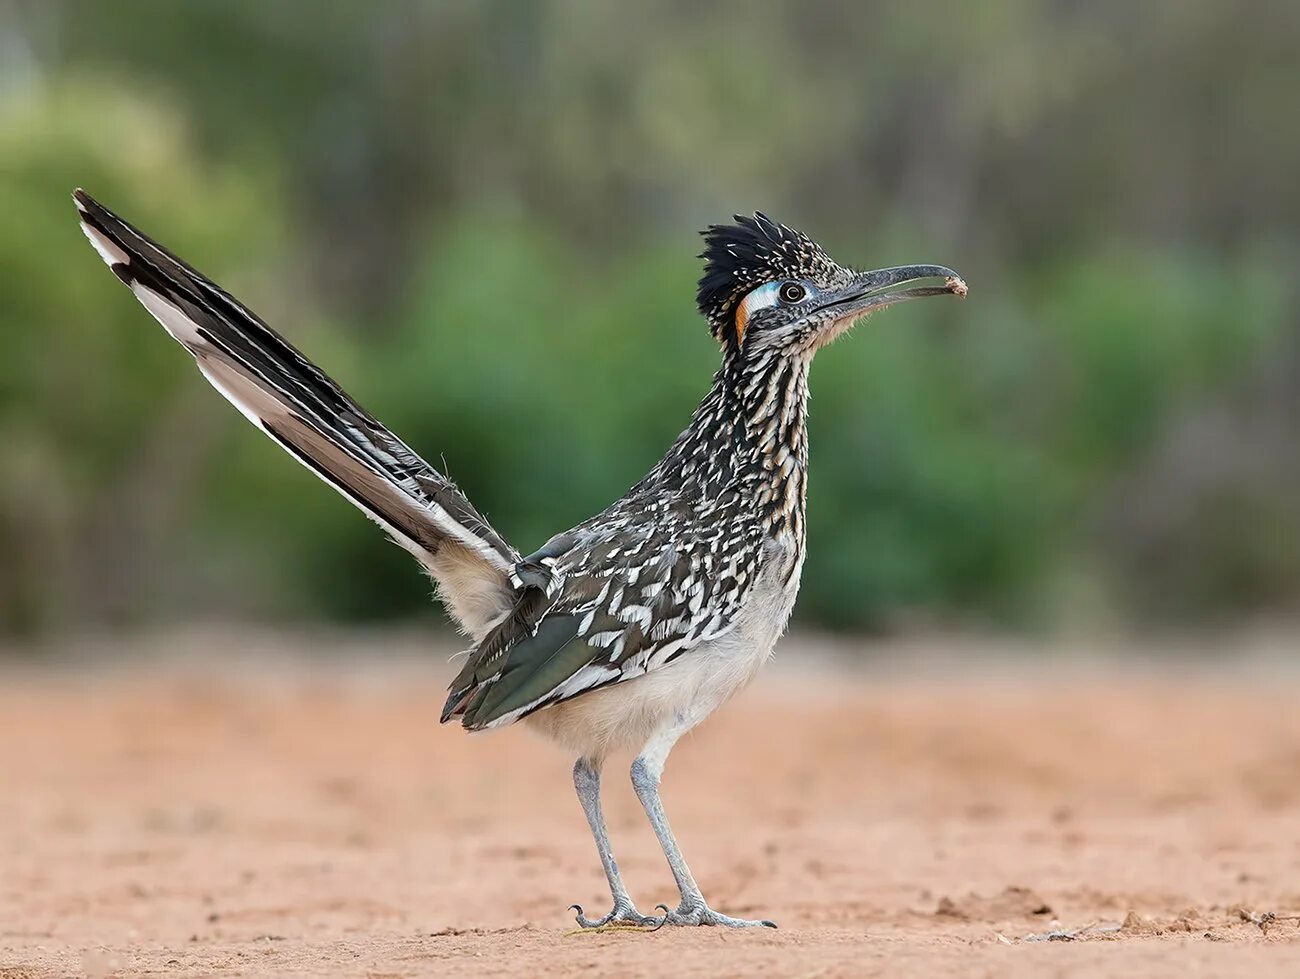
[74,189,518,637]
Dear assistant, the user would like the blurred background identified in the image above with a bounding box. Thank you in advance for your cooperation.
[7,9,1300,971]
[2,0,1298,643]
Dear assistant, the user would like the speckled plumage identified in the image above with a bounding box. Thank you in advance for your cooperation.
[440,213,856,732]
[697,212,851,343]
[76,191,963,929]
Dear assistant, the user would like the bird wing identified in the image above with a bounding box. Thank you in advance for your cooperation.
[74,189,520,638]
[443,515,761,730]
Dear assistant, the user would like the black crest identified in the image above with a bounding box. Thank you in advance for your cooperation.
[696,212,841,344]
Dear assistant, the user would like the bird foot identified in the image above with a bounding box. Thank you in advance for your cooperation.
[568,900,666,931]
[653,900,777,929]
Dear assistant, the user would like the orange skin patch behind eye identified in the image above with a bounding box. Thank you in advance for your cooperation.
[733,282,781,347]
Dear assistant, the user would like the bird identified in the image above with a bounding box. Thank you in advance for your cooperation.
[74,189,966,929]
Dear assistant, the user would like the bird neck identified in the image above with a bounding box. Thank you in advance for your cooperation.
[646,346,812,537]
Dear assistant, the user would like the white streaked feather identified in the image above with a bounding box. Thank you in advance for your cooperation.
[121,283,513,577]
[80,221,130,267]
[618,604,652,629]
[131,282,204,347]
[123,284,507,607]
[194,355,432,564]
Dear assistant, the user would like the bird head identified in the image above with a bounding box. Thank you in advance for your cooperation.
[696,212,966,358]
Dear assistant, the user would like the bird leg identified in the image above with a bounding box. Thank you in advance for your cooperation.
[630,753,777,928]
[569,757,664,929]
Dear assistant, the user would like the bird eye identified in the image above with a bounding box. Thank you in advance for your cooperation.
[779,281,806,304]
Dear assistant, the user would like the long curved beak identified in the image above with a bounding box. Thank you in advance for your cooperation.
[814,264,967,321]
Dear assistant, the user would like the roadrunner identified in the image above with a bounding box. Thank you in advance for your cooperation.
[75,190,965,929]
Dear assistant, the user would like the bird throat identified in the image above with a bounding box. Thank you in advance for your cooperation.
[733,349,811,541]
[644,348,811,545]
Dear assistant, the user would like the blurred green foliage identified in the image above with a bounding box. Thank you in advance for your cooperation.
[1,2,1297,637]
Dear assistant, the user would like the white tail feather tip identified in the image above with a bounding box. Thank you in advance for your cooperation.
[80,221,130,267]
[130,282,204,347]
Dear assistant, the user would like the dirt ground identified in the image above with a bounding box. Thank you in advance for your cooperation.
[3,629,1300,978]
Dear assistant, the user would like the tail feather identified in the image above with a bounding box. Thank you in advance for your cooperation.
[74,189,519,637]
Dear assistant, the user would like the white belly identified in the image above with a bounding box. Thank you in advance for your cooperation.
[523,537,803,761]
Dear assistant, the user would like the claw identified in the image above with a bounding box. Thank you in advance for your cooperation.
[568,900,664,931]
[651,904,672,932]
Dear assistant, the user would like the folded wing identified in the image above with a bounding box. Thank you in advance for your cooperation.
[442,524,743,730]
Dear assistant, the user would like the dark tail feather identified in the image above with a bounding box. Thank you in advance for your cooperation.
[75,189,520,633]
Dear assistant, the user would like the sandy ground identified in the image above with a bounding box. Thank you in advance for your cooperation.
[3,630,1300,977]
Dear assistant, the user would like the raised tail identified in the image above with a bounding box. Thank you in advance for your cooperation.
[74,189,519,638]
